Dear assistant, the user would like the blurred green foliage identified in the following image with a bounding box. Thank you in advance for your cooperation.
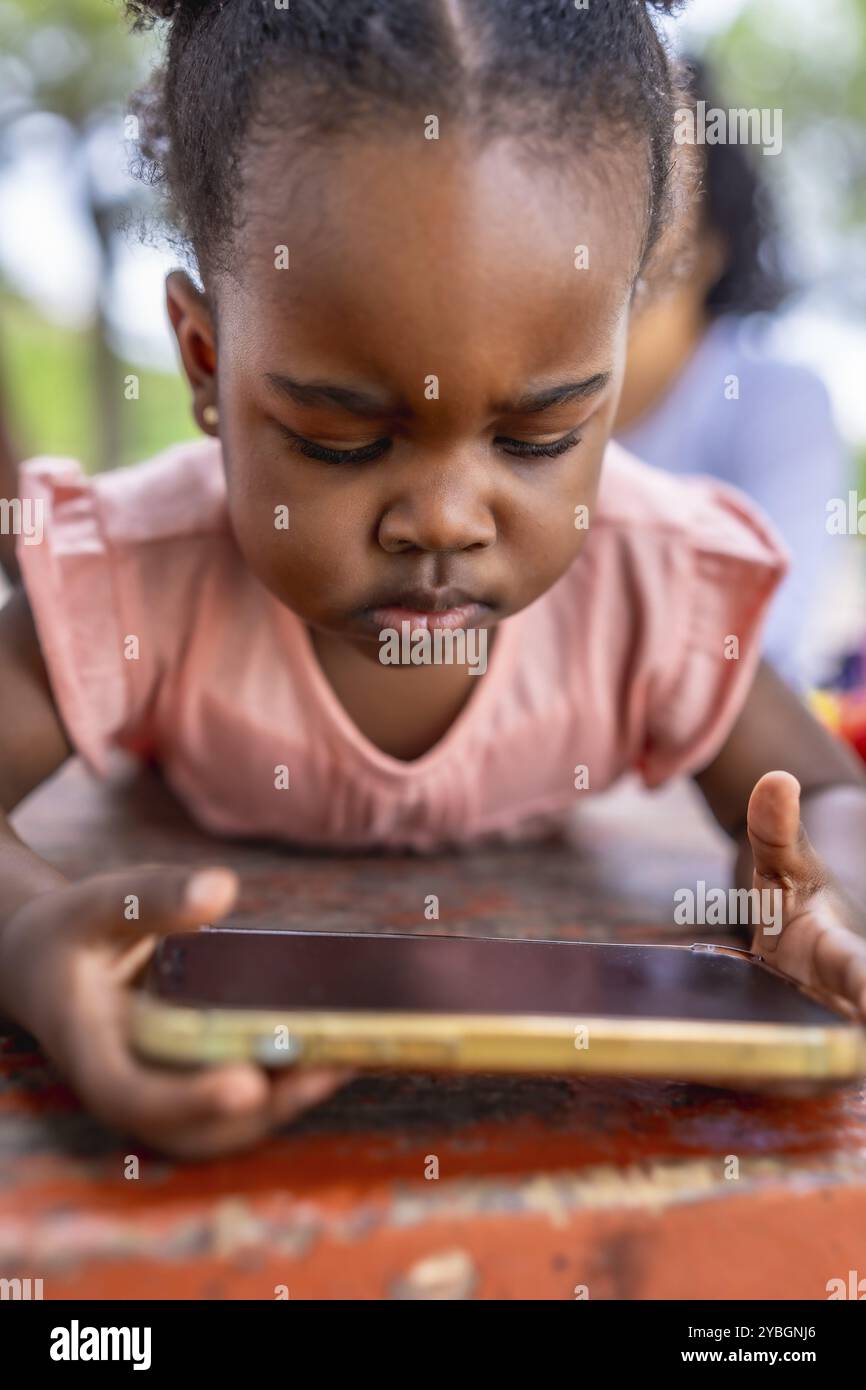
[707,0,866,229]
[0,0,150,121]
[1,290,195,471]
[0,0,164,470]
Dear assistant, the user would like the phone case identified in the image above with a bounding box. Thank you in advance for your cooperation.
[130,931,866,1085]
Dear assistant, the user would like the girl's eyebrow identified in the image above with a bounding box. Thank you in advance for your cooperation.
[263,370,611,418]
[498,373,611,415]
[264,373,404,418]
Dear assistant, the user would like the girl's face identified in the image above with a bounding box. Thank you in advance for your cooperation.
[168,130,647,656]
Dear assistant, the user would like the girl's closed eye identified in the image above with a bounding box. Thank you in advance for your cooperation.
[274,422,585,466]
[275,425,391,465]
[495,429,583,460]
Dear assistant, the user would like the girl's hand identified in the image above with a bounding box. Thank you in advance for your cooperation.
[0,866,351,1158]
[747,771,866,1020]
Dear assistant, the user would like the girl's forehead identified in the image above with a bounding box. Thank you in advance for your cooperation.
[221,131,643,389]
[240,128,646,281]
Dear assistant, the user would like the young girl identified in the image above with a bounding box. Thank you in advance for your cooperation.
[1,0,865,1159]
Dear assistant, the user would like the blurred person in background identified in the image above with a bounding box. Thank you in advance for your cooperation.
[616,57,846,690]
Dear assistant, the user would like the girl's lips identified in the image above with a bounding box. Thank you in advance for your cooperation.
[364,603,490,633]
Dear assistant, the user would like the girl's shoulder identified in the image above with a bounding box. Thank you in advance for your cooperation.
[16,440,235,777]
[559,442,789,788]
[18,438,228,549]
[591,440,788,570]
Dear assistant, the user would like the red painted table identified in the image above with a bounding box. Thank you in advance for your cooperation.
[1,763,864,1300]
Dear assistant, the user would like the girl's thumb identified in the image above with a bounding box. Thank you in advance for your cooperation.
[181,867,240,922]
[66,864,240,942]
[746,771,823,892]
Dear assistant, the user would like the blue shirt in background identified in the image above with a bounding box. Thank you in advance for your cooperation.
[616,314,847,688]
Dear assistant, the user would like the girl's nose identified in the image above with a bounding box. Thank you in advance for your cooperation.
[378,487,497,555]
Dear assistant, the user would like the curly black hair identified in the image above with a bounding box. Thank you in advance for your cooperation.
[125,0,687,280]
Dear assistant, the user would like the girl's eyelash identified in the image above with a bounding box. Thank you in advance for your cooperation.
[495,430,583,459]
[280,428,390,465]
[279,426,582,466]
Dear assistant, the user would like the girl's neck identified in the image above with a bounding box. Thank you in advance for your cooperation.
[309,625,494,762]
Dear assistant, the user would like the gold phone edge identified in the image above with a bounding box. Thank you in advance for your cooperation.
[129,995,866,1080]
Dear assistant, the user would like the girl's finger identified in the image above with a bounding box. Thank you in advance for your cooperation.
[808,909,866,1018]
[267,1068,355,1125]
[747,771,827,901]
[144,1070,355,1161]
[115,1070,353,1161]
[59,863,240,944]
[72,1007,272,1143]
[172,1069,355,1159]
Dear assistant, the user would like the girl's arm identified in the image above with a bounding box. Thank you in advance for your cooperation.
[0,589,350,1157]
[0,588,73,909]
[694,660,866,1015]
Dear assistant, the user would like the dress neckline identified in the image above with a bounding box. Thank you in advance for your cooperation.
[274,601,523,781]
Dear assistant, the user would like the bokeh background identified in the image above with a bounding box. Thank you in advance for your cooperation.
[1,0,865,663]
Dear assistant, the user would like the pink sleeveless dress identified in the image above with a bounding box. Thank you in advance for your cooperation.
[17,439,787,851]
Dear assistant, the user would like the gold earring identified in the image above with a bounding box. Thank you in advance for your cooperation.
[202,404,220,429]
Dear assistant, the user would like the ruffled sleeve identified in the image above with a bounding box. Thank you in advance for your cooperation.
[637,476,789,788]
[16,457,156,777]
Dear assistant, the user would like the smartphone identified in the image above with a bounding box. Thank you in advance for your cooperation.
[130,929,866,1086]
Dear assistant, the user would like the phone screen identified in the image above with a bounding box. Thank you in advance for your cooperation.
[144,930,848,1027]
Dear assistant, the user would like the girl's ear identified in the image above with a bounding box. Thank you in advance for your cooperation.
[165,271,219,435]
